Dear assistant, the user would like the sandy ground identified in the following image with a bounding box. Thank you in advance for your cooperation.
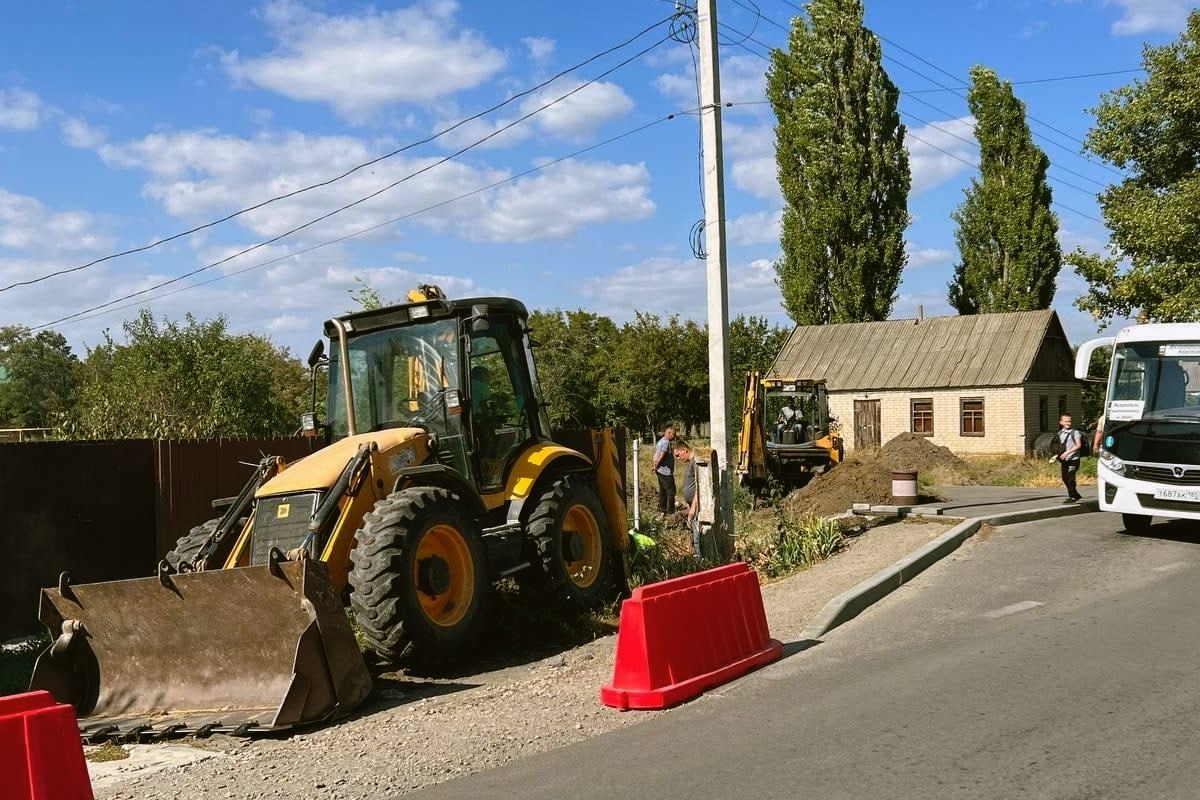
[87,516,955,800]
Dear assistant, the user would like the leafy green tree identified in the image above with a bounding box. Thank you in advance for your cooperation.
[1067,10,1200,324]
[767,0,910,325]
[728,315,791,432]
[948,66,1061,314]
[61,310,311,439]
[527,309,618,429]
[0,326,79,428]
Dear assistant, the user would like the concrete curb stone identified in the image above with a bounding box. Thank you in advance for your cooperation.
[801,500,1100,639]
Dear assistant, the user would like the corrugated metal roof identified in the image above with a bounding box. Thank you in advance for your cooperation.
[770,309,1066,391]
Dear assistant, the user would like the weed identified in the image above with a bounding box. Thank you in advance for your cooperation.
[0,634,47,697]
[737,514,844,579]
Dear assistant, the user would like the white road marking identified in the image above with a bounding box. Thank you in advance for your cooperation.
[1153,561,1192,572]
[983,600,1045,619]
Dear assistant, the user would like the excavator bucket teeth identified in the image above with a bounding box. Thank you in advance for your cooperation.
[29,559,372,737]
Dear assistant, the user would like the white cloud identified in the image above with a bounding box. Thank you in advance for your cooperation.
[720,54,769,107]
[905,116,977,196]
[97,129,511,242]
[222,0,506,120]
[0,88,43,131]
[1020,20,1049,38]
[905,244,954,268]
[431,78,634,151]
[463,160,654,242]
[577,254,784,324]
[725,122,779,200]
[654,53,766,109]
[0,189,113,254]
[728,209,782,245]
[517,79,634,140]
[60,116,107,149]
[523,36,555,64]
[1104,0,1192,35]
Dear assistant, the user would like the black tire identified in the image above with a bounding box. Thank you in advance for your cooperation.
[526,475,613,609]
[349,487,489,662]
[1121,513,1152,534]
[164,518,221,572]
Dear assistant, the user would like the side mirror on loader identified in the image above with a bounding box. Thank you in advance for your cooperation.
[470,304,490,333]
[307,339,326,368]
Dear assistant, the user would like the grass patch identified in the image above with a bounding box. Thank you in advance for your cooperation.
[920,454,1098,488]
[86,741,130,763]
[0,635,46,697]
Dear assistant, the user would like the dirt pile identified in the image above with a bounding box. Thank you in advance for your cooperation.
[784,432,962,518]
[877,432,967,472]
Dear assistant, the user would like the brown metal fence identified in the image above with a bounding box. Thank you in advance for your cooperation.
[1,430,622,640]
[1,437,317,640]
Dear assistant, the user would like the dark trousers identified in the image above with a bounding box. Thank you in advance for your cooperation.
[657,472,676,513]
[1061,460,1080,499]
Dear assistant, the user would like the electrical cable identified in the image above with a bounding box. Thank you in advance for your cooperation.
[1,12,677,295]
[30,37,672,331]
[721,14,1126,189]
[903,129,1104,224]
[765,0,1127,177]
[898,110,1099,198]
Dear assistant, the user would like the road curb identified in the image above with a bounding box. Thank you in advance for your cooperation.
[800,500,1100,640]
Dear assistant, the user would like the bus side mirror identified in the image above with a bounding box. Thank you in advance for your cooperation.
[1075,337,1113,381]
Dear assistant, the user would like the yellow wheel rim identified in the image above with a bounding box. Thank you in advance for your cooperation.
[413,524,475,628]
[562,504,602,588]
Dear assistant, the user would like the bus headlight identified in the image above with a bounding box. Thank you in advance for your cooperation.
[1099,448,1125,475]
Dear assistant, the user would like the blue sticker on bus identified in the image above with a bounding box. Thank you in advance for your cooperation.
[1105,435,1114,448]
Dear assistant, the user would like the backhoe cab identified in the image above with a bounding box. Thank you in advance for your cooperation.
[31,285,627,739]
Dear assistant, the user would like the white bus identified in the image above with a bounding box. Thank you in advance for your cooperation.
[1076,323,1200,532]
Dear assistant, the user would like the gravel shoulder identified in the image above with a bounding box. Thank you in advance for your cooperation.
[88,516,955,800]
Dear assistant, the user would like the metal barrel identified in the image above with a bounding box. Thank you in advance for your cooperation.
[29,556,371,737]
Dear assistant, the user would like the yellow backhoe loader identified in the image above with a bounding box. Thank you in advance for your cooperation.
[736,372,843,493]
[30,286,628,739]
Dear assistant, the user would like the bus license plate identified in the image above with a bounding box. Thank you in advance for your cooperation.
[1154,487,1200,503]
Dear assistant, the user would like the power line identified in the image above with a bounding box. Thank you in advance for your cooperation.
[898,89,1108,190]
[906,68,1144,92]
[35,112,689,333]
[898,110,1099,198]
[763,0,1127,177]
[29,37,672,331]
[1,12,678,295]
[903,128,1104,225]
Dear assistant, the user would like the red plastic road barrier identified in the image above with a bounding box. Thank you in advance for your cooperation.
[0,690,95,800]
[601,562,782,710]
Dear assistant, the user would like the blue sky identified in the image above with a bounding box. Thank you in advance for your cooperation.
[0,0,1191,361]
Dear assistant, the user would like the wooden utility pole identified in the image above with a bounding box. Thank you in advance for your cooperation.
[695,0,734,545]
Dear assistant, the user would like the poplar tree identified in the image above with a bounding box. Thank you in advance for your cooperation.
[948,65,1061,314]
[767,0,910,325]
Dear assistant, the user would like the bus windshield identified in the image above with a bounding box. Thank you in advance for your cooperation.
[1108,341,1200,422]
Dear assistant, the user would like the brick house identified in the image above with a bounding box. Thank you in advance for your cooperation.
[769,309,1081,456]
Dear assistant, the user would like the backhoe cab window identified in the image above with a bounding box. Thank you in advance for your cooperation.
[327,319,464,439]
[470,319,534,490]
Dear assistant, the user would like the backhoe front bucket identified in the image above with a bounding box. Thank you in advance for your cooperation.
[29,556,372,739]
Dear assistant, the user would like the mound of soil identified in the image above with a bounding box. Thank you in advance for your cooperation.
[877,432,967,472]
[784,432,962,518]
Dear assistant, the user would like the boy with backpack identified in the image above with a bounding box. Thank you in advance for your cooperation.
[1054,413,1084,503]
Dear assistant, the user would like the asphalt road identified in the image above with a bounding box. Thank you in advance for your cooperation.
[410,510,1200,800]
